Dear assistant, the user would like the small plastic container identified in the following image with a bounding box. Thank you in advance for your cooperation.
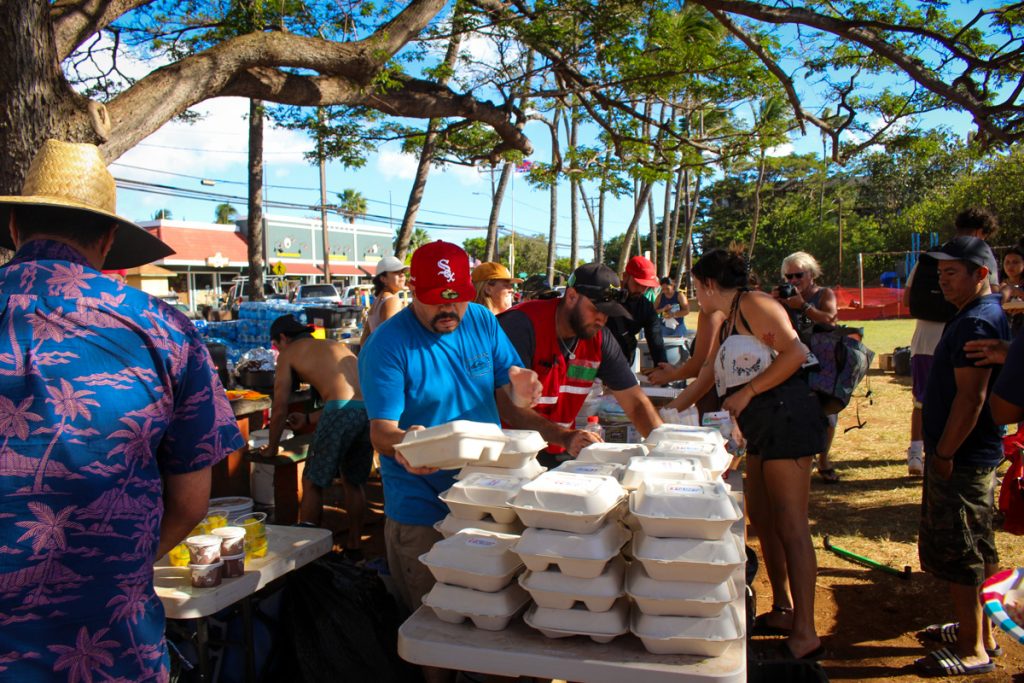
[523,599,630,643]
[184,534,222,565]
[630,481,742,540]
[626,561,737,617]
[419,529,523,592]
[518,555,626,611]
[495,430,548,469]
[645,424,725,449]
[647,441,732,479]
[632,530,745,583]
[512,521,630,579]
[438,473,529,524]
[222,553,245,578]
[422,581,530,631]
[620,456,706,490]
[211,526,247,556]
[552,460,625,481]
[576,442,648,465]
[232,512,268,559]
[509,472,625,534]
[189,560,224,588]
[395,420,509,470]
[434,514,524,539]
[456,459,546,482]
[630,604,744,656]
[202,509,229,532]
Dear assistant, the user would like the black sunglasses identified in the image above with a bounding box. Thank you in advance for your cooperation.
[784,272,805,280]
[574,283,625,304]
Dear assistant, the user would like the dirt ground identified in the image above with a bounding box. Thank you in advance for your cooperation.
[317,360,1024,681]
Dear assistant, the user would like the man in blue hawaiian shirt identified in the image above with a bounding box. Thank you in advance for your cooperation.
[0,140,243,682]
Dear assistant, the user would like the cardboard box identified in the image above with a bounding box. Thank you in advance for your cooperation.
[878,353,894,371]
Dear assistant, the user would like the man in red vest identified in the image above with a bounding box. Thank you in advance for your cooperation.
[499,263,662,467]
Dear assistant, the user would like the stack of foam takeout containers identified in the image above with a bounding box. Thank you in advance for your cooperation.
[625,424,746,656]
[419,528,530,630]
[508,470,633,643]
[435,429,548,538]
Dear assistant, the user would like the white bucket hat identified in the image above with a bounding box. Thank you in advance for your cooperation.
[375,255,409,276]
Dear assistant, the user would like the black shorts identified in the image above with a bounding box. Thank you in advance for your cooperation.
[733,375,828,460]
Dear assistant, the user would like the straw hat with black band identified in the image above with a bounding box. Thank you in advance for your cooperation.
[0,140,174,269]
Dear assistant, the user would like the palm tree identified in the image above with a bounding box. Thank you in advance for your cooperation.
[337,189,367,224]
[395,226,430,252]
[152,208,172,220]
[214,203,239,224]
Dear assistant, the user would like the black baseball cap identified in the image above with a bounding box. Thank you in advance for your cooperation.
[522,274,558,299]
[270,314,314,340]
[928,236,994,271]
[568,263,632,319]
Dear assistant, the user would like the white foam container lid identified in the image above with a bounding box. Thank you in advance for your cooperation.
[523,599,630,644]
[512,521,630,578]
[552,460,625,481]
[518,555,625,611]
[631,530,745,583]
[395,420,509,470]
[439,472,528,524]
[509,472,626,533]
[247,428,293,449]
[626,561,737,617]
[499,429,547,456]
[630,481,741,540]
[456,459,546,482]
[421,580,531,631]
[645,424,725,448]
[630,604,744,656]
[620,456,705,490]
[433,514,524,539]
[647,441,732,478]
[576,442,649,465]
[419,529,523,592]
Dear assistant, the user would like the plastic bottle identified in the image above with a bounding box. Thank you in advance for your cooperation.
[584,415,605,440]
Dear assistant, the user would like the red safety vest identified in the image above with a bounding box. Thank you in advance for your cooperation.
[516,298,603,453]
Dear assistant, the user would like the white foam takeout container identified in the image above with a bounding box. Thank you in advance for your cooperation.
[456,459,546,482]
[395,420,509,470]
[518,555,626,611]
[434,514,524,539]
[512,520,630,579]
[626,561,737,617]
[523,598,630,644]
[493,430,548,469]
[620,456,706,491]
[645,424,725,449]
[438,472,529,524]
[509,472,626,534]
[421,580,531,631]
[552,460,626,481]
[419,529,523,592]
[576,442,649,465]
[630,604,744,656]
[632,530,744,584]
[630,480,741,540]
[646,440,732,479]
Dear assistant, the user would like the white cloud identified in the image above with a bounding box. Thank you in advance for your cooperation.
[766,142,794,157]
[376,148,420,180]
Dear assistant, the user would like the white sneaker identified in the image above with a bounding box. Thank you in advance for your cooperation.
[907,449,924,476]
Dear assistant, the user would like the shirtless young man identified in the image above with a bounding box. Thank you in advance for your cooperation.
[261,315,371,555]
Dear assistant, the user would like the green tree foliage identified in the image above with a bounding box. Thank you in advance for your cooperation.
[153,208,173,220]
[214,203,238,224]
[398,227,431,253]
[337,189,368,223]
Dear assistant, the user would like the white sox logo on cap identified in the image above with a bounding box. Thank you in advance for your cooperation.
[437,259,456,282]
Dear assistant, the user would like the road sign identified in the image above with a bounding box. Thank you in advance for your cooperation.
[272,261,286,276]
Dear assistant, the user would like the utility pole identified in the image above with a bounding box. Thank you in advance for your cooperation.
[317,108,330,283]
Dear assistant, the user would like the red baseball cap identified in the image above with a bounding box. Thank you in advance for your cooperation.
[410,241,476,305]
[625,256,659,288]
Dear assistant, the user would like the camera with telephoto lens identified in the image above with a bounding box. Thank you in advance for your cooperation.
[777,282,797,299]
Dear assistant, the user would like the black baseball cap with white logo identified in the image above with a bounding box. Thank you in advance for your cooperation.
[568,263,632,319]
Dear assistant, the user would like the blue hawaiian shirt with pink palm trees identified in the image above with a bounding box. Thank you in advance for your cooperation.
[0,239,243,681]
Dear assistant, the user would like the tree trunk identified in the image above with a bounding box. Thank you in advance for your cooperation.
[485,163,513,261]
[247,99,265,302]
[667,164,684,278]
[546,107,562,283]
[647,190,657,269]
[748,150,767,262]
[616,182,653,277]
[0,0,90,195]
[597,188,606,264]
[568,108,580,270]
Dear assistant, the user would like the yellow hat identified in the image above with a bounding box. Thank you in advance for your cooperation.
[471,261,523,284]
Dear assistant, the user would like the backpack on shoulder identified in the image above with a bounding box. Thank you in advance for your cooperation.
[803,325,875,415]
[909,254,957,322]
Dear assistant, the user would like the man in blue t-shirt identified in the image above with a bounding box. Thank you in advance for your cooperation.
[915,236,1010,678]
[358,242,541,626]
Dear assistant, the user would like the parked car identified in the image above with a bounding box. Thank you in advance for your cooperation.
[226,279,284,317]
[295,283,343,305]
[341,284,375,307]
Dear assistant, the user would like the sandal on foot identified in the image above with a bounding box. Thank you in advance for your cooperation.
[914,647,994,677]
[817,467,840,484]
[920,622,1002,657]
[751,607,794,637]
